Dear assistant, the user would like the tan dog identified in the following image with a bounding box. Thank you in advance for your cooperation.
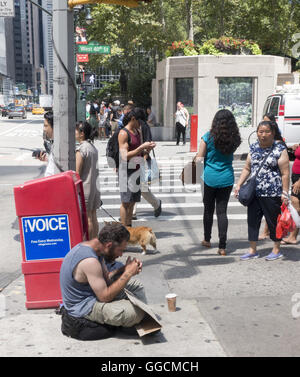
[126,226,157,255]
[104,221,157,255]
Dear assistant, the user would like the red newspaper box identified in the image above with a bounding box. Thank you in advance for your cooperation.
[14,171,88,309]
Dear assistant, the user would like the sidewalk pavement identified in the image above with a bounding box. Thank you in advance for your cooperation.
[0,139,252,357]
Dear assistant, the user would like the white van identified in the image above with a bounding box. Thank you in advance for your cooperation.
[263,84,300,146]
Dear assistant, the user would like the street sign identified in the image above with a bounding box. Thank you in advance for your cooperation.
[0,0,15,17]
[78,44,111,54]
[77,54,89,63]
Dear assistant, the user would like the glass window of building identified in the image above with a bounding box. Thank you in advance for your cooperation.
[175,78,194,115]
[219,77,253,127]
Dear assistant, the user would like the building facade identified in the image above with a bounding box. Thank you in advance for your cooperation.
[151,55,293,143]
[42,0,53,95]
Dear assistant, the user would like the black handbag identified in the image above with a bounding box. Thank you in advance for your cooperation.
[238,175,257,206]
[238,146,274,207]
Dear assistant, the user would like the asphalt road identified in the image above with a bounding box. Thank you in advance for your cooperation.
[1,116,300,356]
[0,113,45,289]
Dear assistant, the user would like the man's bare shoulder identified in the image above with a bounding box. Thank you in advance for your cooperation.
[79,257,102,272]
[74,257,103,284]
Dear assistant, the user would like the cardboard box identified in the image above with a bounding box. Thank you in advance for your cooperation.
[124,288,162,337]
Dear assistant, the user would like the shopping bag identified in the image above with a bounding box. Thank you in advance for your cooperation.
[140,156,160,185]
[276,203,296,239]
[288,203,300,228]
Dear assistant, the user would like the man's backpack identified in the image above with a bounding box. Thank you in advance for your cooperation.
[106,128,131,168]
[60,306,115,341]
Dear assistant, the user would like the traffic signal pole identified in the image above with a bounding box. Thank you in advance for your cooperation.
[53,0,76,171]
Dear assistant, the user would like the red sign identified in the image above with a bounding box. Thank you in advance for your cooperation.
[77,54,89,63]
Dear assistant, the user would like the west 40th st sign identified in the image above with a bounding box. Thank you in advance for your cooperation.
[78,44,111,54]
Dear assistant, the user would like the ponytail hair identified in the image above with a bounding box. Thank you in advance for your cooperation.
[76,121,98,142]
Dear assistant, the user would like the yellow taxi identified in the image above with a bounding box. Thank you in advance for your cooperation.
[32,105,44,115]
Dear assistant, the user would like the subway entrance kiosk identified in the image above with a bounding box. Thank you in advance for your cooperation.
[14,171,88,309]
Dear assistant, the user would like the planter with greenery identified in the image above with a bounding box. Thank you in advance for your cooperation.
[166,40,198,57]
[198,37,262,56]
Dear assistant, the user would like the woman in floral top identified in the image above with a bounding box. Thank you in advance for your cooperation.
[235,121,290,261]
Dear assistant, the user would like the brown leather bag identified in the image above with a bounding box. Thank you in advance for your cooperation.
[180,158,197,185]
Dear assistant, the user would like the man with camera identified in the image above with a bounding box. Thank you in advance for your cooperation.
[33,111,63,176]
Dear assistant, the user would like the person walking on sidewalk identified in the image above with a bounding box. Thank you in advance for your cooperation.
[60,223,146,329]
[75,121,101,239]
[98,107,108,140]
[175,102,189,145]
[235,121,290,261]
[195,109,241,256]
[87,102,99,132]
[132,108,162,220]
[118,108,156,227]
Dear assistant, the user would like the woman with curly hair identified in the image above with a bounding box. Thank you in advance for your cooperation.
[195,109,241,256]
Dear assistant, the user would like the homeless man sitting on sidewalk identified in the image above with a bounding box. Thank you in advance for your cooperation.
[59,223,147,339]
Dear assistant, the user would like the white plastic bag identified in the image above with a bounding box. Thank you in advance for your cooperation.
[288,203,300,228]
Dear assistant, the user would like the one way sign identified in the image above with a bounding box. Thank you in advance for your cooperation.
[0,0,15,18]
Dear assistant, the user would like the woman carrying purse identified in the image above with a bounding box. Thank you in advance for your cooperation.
[235,121,290,261]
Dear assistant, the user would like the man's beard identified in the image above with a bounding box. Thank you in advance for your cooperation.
[104,244,117,263]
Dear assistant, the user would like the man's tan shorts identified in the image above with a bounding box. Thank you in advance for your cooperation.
[85,279,146,328]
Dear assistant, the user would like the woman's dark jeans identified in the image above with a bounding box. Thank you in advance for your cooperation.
[203,183,233,249]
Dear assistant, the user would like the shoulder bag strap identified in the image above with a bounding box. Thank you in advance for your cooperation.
[254,144,275,178]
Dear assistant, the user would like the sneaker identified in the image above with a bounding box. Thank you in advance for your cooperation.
[265,252,283,261]
[240,252,259,261]
[154,200,162,217]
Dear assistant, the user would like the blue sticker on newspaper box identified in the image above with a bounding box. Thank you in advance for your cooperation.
[21,214,71,261]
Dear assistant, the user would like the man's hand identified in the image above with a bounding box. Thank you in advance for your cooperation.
[141,141,156,152]
[38,151,47,162]
[124,258,142,277]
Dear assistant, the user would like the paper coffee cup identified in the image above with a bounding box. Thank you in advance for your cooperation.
[166,293,177,312]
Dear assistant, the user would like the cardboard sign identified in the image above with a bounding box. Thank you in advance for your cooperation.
[124,288,162,337]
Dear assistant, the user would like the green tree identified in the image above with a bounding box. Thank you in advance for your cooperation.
[83,0,300,103]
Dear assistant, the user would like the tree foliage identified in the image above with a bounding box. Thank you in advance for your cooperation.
[83,0,300,103]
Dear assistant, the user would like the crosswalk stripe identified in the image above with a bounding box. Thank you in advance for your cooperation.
[100,193,203,199]
[99,167,243,177]
[99,202,243,210]
[101,185,202,191]
[100,192,238,199]
[98,214,247,222]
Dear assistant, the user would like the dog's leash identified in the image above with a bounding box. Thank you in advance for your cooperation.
[99,202,119,223]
